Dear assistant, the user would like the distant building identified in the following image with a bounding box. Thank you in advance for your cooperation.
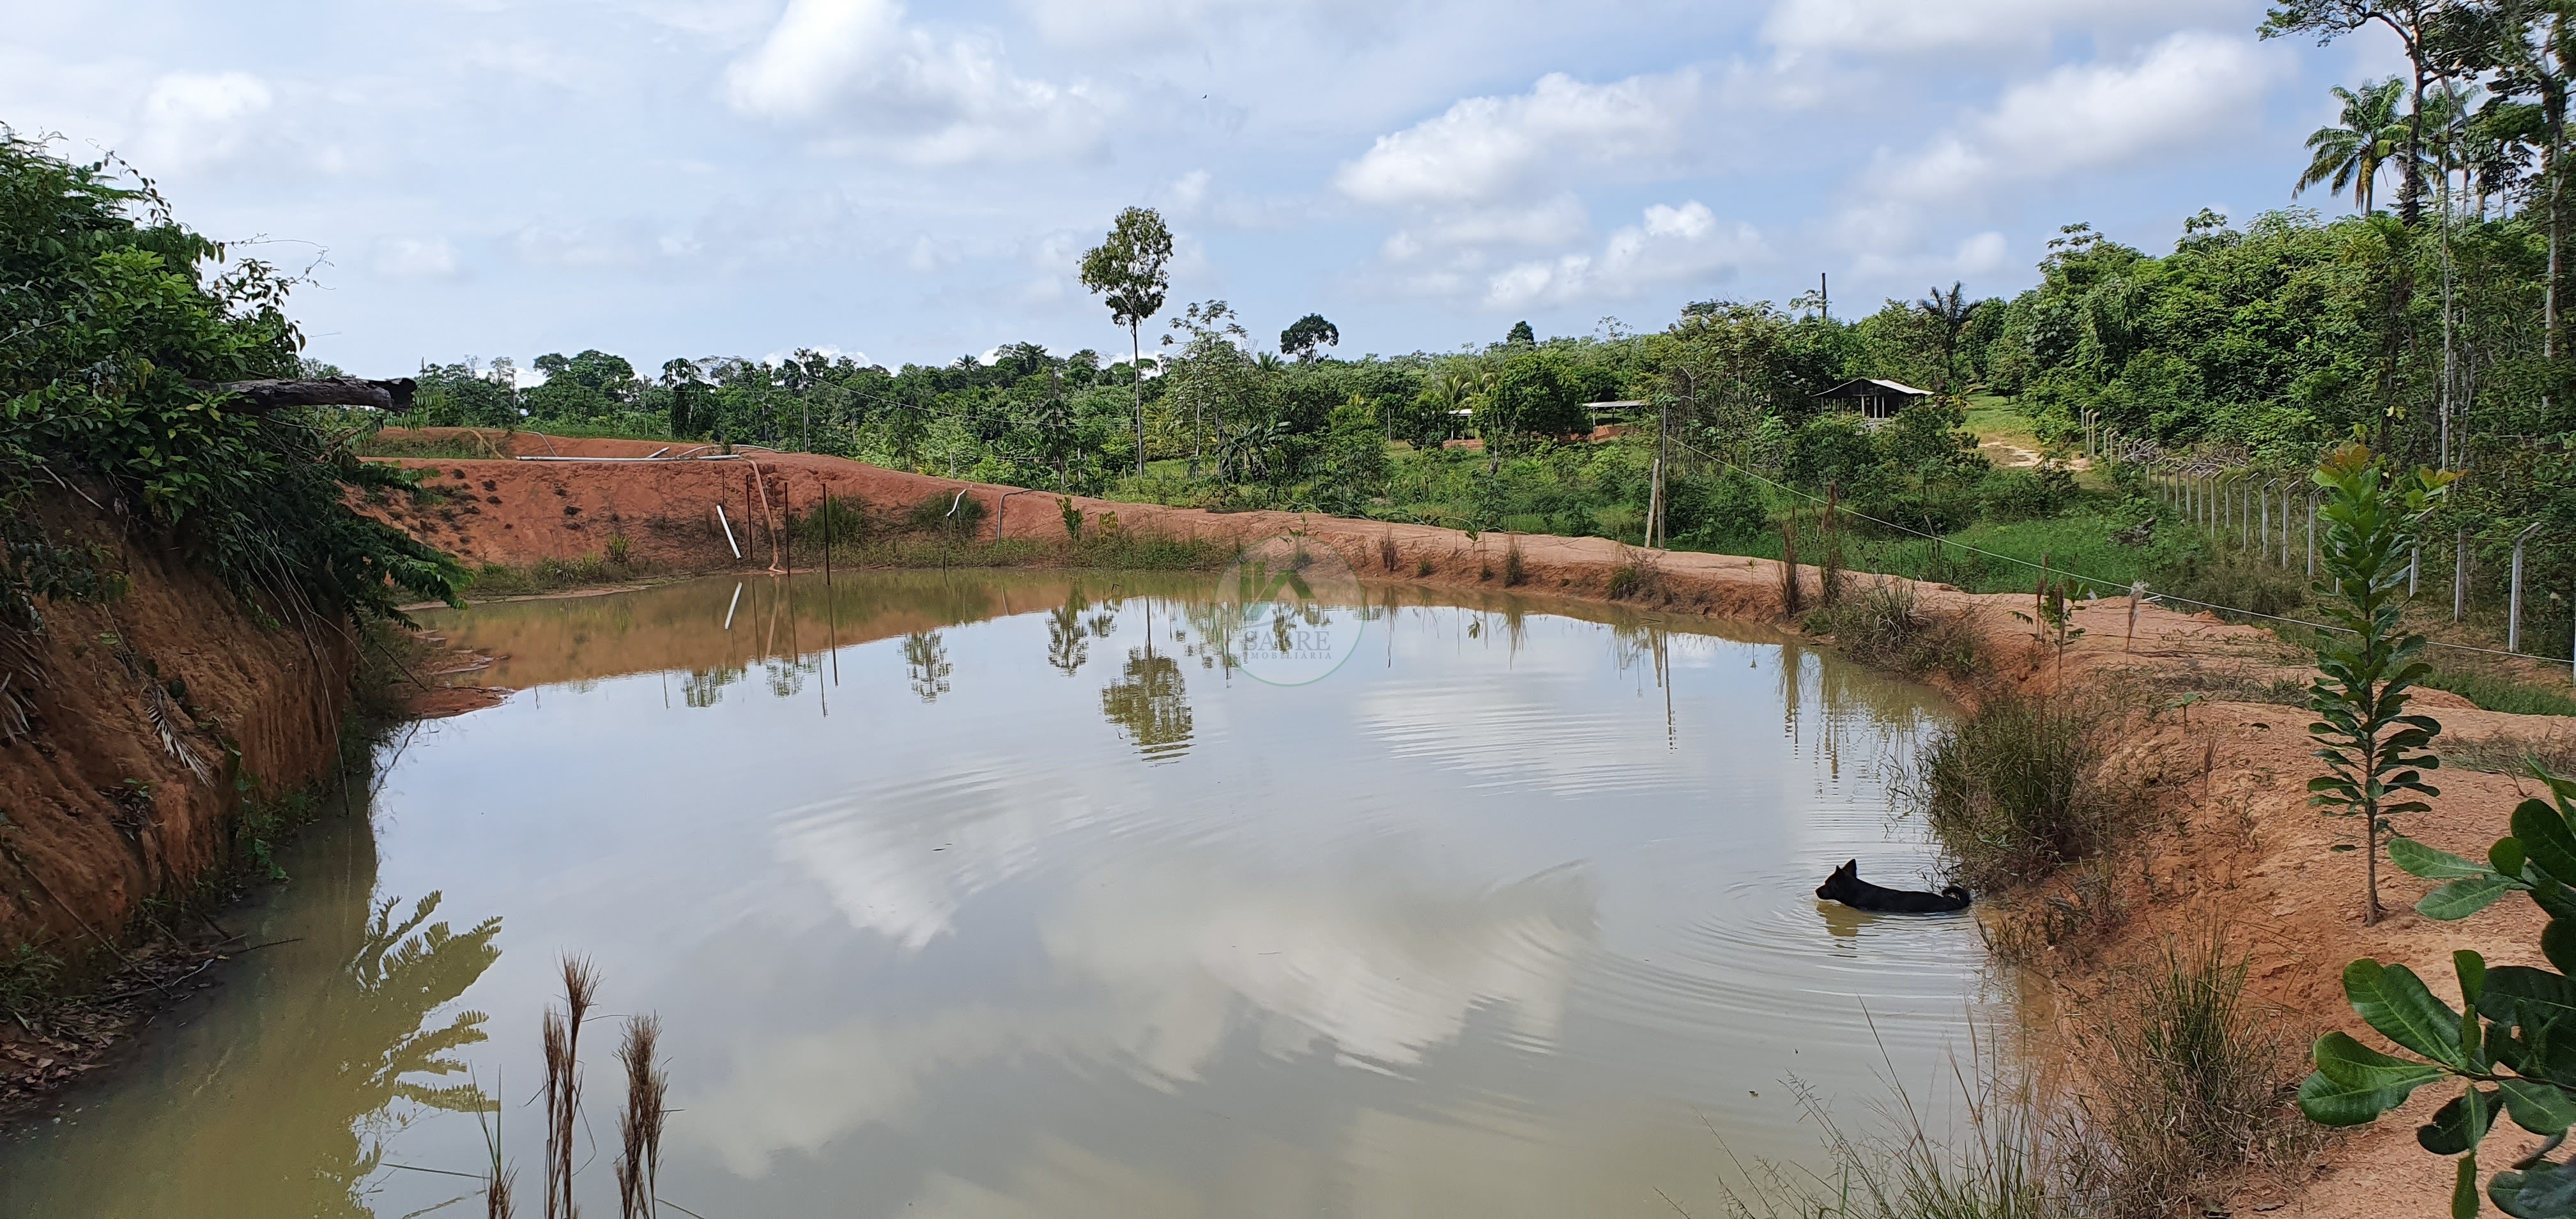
[1813,378,1931,421]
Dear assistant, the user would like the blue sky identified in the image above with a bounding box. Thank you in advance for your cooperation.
[6,0,2404,375]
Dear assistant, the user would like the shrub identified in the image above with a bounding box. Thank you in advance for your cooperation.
[1696,470,1772,541]
[1978,464,2082,521]
[905,491,986,536]
[1918,691,2122,889]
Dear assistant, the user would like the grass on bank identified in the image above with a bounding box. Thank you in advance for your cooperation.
[1728,929,2310,1219]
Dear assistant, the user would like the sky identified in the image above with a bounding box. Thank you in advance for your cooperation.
[4,0,2406,376]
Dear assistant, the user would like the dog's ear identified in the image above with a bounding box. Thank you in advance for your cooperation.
[1839,859,1858,877]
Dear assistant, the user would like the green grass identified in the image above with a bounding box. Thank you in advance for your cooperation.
[2419,667,2576,717]
[459,552,648,599]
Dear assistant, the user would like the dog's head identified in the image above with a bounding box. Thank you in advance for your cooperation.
[1815,859,1859,901]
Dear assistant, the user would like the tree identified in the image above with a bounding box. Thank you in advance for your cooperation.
[1078,207,1174,477]
[1506,319,1536,346]
[2263,1,2446,225]
[1915,282,1981,391]
[2299,77,2412,213]
[661,358,702,439]
[1280,313,1339,361]
[2307,441,2456,924]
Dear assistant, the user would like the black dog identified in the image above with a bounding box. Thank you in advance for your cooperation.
[1814,859,1972,914]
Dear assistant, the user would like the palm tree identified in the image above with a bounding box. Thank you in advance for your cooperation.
[1915,282,1978,392]
[2297,78,2409,215]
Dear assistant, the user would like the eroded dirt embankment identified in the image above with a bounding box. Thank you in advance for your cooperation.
[1,500,356,945]
[1,502,355,953]
[371,429,2572,1213]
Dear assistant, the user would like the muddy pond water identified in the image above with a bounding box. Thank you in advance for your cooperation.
[3,570,1998,1218]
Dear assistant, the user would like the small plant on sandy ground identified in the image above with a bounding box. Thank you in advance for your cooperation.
[1502,535,1528,586]
[604,533,631,565]
[1059,496,1083,541]
[1606,548,1662,601]
[2306,441,2455,924]
[1807,581,1981,680]
[2300,765,2576,1216]
[1918,691,2123,891]
[1377,530,1399,572]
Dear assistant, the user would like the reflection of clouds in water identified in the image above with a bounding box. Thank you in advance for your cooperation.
[1047,860,1593,1075]
[681,858,1595,1176]
[770,758,1121,949]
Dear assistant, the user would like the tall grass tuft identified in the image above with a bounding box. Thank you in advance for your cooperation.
[1805,581,1981,680]
[543,955,599,1219]
[1502,535,1528,586]
[2069,928,2310,1216]
[615,1015,669,1219]
[1378,530,1400,573]
[1722,1037,2083,1219]
[1918,692,2123,891]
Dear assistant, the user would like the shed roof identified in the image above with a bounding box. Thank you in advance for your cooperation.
[1813,378,1931,399]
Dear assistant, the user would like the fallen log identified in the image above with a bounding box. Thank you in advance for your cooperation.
[186,376,416,411]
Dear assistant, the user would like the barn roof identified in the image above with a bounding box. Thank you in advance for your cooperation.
[1813,378,1931,399]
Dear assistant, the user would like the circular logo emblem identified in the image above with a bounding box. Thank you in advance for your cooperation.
[1211,535,1367,686]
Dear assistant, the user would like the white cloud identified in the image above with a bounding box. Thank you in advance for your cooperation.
[372,236,462,280]
[1834,31,2274,264]
[1762,0,2237,61]
[723,0,1109,164]
[1896,31,2271,199]
[1334,70,1702,207]
[1482,201,1760,312]
[132,72,274,172]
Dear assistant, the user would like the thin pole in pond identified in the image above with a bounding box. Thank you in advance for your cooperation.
[820,478,838,686]
[724,581,742,631]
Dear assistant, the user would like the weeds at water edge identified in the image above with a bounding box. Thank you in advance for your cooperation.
[1915,691,2132,892]
[1803,581,1981,682]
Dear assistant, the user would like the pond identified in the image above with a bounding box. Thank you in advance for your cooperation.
[1,568,1997,1218]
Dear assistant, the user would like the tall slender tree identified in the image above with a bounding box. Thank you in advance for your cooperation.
[1079,208,1174,477]
[2265,1,2445,224]
[2297,77,2412,213]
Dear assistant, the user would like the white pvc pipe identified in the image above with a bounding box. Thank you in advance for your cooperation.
[716,504,742,559]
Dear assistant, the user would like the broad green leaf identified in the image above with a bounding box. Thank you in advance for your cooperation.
[2493,1160,2576,1218]
[2460,1150,2483,1219]
[2548,923,2576,979]
[2304,1032,2448,1124]
[2501,1079,2576,1135]
[2515,800,2576,887]
[2480,969,2576,1027]
[2396,836,2503,880]
[2420,1086,2496,1154]
[2425,878,2520,921]
[2496,838,2528,878]
[2350,960,2469,1066]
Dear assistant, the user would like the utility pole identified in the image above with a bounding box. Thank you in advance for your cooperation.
[1820,273,1829,323]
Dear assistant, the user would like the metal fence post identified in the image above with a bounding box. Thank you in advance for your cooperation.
[2409,543,2421,595]
[2283,484,2296,565]
[2259,480,2271,559]
[2455,527,2468,623]
[2511,523,2543,654]
[2307,494,2318,578]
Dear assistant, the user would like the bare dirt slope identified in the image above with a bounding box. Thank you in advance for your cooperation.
[363,429,2573,1212]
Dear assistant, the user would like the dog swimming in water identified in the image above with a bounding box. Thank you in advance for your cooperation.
[1814,859,1972,914]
